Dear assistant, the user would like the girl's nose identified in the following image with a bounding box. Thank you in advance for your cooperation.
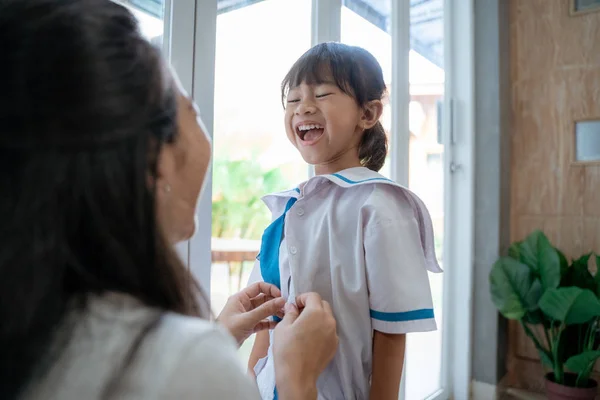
[295,100,317,115]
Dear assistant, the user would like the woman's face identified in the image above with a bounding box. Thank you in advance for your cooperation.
[156,75,211,243]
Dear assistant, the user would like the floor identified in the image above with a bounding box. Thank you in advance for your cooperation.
[497,388,546,400]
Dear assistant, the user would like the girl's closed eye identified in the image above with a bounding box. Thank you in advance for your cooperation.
[316,93,332,98]
[287,98,300,103]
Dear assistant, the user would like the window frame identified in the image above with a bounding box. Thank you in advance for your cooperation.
[181,0,476,398]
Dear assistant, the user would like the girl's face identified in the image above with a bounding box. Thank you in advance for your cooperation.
[155,74,212,243]
[284,81,379,175]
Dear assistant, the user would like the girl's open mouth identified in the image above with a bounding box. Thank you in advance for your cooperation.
[296,123,324,145]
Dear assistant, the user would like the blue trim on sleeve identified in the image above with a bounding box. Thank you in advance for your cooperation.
[332,173,393,185]
[370,308,435,322]
[293,188,300,193]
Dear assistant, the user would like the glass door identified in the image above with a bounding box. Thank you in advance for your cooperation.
[186,0,475,397]
[112,0,200,265]
[405,1,446,398]
[341,0,448,399]
[210,0,312,362]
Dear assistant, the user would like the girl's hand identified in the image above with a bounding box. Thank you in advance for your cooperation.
[216,282,286,346]
[272,293,338,400]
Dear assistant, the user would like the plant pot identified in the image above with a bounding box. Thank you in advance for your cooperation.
[545,373,598,400]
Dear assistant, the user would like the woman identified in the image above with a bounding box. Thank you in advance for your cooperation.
[0,0,337,399]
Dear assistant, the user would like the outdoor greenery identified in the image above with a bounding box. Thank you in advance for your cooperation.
[212,159,287,240]
[490,230,600,388]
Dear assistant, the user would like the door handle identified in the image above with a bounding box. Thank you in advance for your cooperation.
[450,161,462,173]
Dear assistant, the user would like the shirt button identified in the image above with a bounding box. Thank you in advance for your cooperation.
[289,246,297,255]
[296,208,305,216]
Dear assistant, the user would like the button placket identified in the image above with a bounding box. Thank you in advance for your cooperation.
[284,213,298,256]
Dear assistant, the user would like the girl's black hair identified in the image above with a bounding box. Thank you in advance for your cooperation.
[0,0,206,397]
[281,42,388,172]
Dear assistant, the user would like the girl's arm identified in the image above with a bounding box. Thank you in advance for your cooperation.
[248,330,270,377]
[369,330,406,400]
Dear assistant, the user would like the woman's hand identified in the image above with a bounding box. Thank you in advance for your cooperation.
[217,282,286,346]
[273,293,338,400]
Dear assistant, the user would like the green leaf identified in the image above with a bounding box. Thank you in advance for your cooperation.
[490,258,540,319]
[518,230,561,290]
[595,254,600,297]
[523,309,553,328]
[211,158,288,240]
[538,348,554,368]
[566,254,595,291]
[525,279,543,310]
[539,287,600,325]
[565,351,600,373]
[508,241,522,260]
[557,249,569,277]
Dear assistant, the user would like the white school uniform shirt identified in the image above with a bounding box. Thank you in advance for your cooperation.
[248,166,442,400]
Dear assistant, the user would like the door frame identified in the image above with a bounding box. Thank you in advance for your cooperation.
[440,0,475,398]
[390,0,476,398]
[166,0,202,269]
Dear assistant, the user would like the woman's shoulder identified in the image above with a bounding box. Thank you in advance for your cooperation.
[23,293,259,400]
[145,312,259,398]
[107,295,260,399]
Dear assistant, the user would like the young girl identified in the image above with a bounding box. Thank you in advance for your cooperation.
[247,42,442,400]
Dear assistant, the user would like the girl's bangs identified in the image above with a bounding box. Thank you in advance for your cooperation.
[281,46,354,102]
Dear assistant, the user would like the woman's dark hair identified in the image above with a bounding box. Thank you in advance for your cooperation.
[281,42,388,172]
[0,0,205,397]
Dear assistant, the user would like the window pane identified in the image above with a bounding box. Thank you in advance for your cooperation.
[114,0,164,47]
[342,0,446,398]
[407,0,445,398]
[341,0,392,178]
[212,0,312,363]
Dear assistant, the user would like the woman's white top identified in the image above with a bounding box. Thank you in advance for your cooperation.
[249,166,442,400]
[22,293,260,400]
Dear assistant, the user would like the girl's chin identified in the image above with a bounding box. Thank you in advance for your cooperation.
[298,149,325,165]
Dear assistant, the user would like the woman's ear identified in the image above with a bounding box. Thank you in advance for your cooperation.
[361,100,384,130]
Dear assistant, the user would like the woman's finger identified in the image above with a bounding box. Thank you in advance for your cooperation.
[249,293,272,310]
[274,308,285,319]
[278,302,300,327]
[295,292,324,311]
[237,293,253,311]
[243,297,286,325]
[243,282,282,300]
[253,319,278,333]
[322,300,333,316]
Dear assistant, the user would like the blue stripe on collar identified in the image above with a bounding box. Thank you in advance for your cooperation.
[331,173,393,185]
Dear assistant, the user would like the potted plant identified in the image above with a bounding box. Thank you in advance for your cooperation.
[489,230,600,399]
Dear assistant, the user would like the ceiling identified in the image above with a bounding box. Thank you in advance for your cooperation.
[123,0,444,67]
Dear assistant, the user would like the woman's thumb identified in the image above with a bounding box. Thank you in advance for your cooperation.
[279,302,299,326]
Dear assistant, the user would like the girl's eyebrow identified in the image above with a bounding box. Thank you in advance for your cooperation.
[311,81,337,89]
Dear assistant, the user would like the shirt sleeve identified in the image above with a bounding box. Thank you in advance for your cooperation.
[161,326,261,399]
[363,185,437,334]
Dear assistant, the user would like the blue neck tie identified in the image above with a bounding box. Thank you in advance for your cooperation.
[259,197,297,292]
[258,197,297,400]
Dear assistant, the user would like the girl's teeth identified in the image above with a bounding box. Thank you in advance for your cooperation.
[299,124,322,131]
